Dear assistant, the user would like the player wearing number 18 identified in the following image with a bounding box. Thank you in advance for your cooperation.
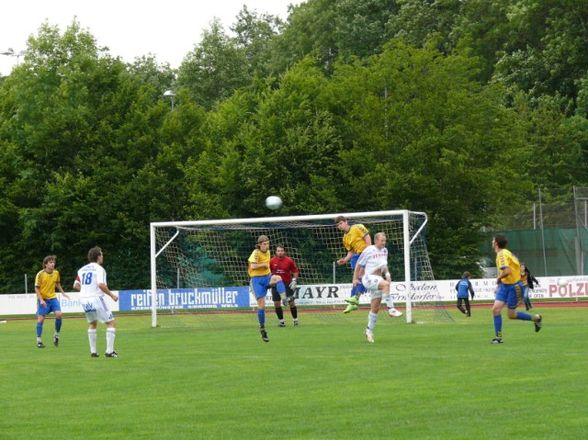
[74,247,119,357]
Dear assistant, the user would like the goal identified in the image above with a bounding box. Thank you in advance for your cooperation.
[149,210,452,327]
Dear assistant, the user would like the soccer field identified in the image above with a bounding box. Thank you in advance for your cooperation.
[1,306,587,439]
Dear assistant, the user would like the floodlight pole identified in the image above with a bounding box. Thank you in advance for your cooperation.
[163,90,176,110]
[1,48,25,65]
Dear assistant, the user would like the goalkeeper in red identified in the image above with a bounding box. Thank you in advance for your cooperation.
[270,245,300,327]
[491,235,542,344]
[248,235,288,342]
[352,232,402,343]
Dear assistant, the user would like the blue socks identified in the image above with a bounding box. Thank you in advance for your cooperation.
[516,312,532,321]
[36,321,43,337]
[493,315,502,336]
[257,309,265,327]
[55,318,62,332]
[350,284,367,297]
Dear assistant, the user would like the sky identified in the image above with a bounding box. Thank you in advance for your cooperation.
[0,0,303,76]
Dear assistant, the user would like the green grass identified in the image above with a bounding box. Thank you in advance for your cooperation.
[1,306,587,439]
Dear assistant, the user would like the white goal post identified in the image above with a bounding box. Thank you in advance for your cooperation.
[150,210,449,328]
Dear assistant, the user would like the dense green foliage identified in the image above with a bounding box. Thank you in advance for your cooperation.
[1,1,587,291]
[1,306,587,438]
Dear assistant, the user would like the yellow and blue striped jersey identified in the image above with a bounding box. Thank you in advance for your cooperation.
[343,224,369,254]
[496,249,521,284]
[248,249,271,277]
[35,270,61,299]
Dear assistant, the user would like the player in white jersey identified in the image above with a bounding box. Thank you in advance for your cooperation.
[74,246,119,358]
[353,232,402,343]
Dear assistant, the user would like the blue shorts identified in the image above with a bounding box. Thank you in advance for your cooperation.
[37,298,61,316]
[495,282,523,309]
[250,275,273,299]
[350,254,360,270]
[349,254,367,294]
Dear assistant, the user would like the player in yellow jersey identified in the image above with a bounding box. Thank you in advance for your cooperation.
[335,216,371,314]
[491,235,542,344]
[35,255,70,348]
[248,235,287,342]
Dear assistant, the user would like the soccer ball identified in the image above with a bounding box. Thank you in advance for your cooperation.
[557,278,568,287]
[265,196,283,210]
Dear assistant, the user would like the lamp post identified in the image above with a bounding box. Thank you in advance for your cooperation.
[1,48,25,64]
[1,48,25,75]
[163,90,176,110]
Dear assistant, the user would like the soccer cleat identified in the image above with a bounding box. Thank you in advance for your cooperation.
[491,337,503,344]
[345,296,359,306]
[534,314,542,333]
[90,353,99,358]
[260,327,269,342]
[388,308,403,318]
[53,335,59,347]
[278,321,286,328]
[343,303,358,314]
[364,329,374,343]
[105,351,119,358]
[293,320,299,327]
[37,341,45,349]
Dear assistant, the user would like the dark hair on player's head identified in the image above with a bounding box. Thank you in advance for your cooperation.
[88,246,103,262]
[494,235,508,249]
[42,255,57,268]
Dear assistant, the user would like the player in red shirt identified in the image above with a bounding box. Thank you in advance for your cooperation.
[270,245,300,327]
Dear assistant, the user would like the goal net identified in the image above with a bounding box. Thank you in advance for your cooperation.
[149,210,452,327]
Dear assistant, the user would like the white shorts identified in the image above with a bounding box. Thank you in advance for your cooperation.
[362,274,385,298]
[81,296,114,323]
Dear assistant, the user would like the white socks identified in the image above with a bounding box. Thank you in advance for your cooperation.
[386,295,396,309]
[88,328,97,353]
[367,311,378,331]
[106,328,116,353]
[88,328,116,353]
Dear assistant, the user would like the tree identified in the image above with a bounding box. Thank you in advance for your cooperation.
[322,41,531,277]
[388,0,463,54]
[493,0,588,110]
[177,20,249,109]
[231,6,283,78]
[0,21,204,291]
